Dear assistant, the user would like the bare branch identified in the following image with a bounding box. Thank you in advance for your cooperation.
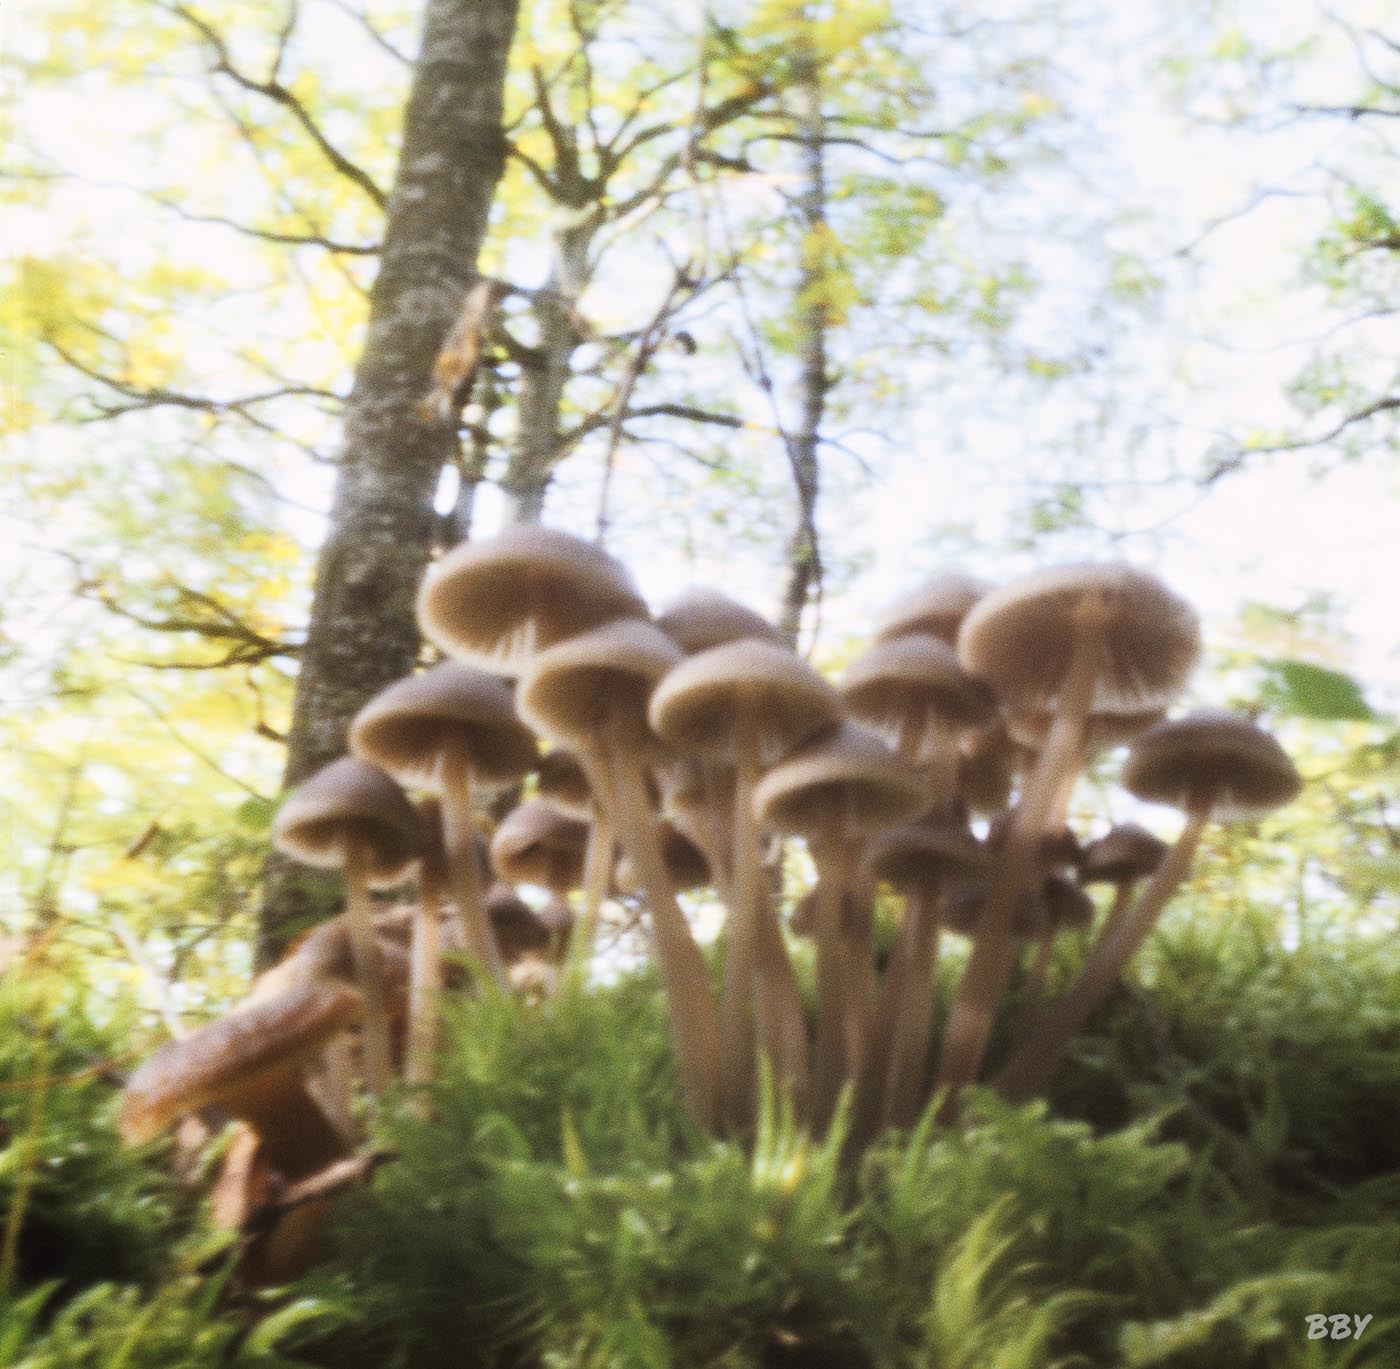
[1203,395,1400,484]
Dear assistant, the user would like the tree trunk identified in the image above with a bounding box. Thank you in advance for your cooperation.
[778,51,828,643]
[258,0,520,967]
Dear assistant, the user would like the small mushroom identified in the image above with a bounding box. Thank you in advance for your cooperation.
[491,799,589,960]
[272,758,420,1094]
[350,661,538,988]
[841,633,995,813]
[535,749,612,972]
[998,711,1300,1101]
[656,588,787,655]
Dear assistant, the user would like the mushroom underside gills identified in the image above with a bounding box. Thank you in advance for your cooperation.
[343,839,393,1095]
[439,733,506,987]
[997,805,1210,1102]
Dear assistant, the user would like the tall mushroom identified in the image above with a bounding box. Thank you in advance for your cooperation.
[997,711,1300,1101]
[651,638,843,1123]
[753,722,926,1124]
[271,757,421,1094]
[350,661,538,989]
[516,616,724,1130]
[935,564,1200,1102]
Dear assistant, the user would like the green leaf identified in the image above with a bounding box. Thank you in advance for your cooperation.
[1259,659,1376,722]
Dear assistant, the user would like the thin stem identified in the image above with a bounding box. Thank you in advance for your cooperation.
[997,806,1211,1102]
[720,709,763,1127]
[810,837,856,1127]
[602,724,723,1132]
[881,882,943,1128]
[567,756,616,989]
[343,837,392,1096]
[440,733,507,987]
[406,851,446,1092]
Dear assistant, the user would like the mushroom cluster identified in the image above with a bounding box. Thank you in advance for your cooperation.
[121,529,1302,1275]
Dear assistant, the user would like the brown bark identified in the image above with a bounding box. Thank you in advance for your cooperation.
[258,0,520,966]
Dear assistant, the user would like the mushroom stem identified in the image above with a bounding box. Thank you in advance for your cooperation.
[810,836,859,1127]
[601,717,723,1132]
[439,733,506,988]
[566,781,614,988]
[342,838,392,1096]
[719,713,762,1128]
[998,805,1210,1102]
[1014,934,1056,1038]
[728,707,810,1123]
[405,848,446,1093]
[934,605,1104,1106]
[880,883,943,1128]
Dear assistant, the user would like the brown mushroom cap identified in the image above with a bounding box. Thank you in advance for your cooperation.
[535,749,594,820]
[1123,711,1302,820]
[249,908,412,1003]
[1004,705,1166,754]
[417,525,647,675]
[120,982,366,1144]
[752,723,927,840]
[956,726,1020,814]
[1080,823,1169,885]
[349,662,537,792]
[864,818,988,891]
[957,564,1201,714]
[483,883,552,961]
[1042,873,1095,931]
[986,814,1082,872]
[874,573,993,646]
[841,634,996,736]
[490,799,589,890]
[272,757,422,886]
[656,589,787,655]
[516,618,682,747]
[649,638,841,766]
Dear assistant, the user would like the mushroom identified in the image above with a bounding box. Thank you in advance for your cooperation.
[535,748,612,972]
[271,757,421,1094]
[863,819,988,1129]
[1075,822,1169,955]
[955,725,1020,816]
[491,798,589,960]
[651,638,842,1123]
[516,616,723,1129]
[615,820,712,896]
[935,564,1200,1102]
[753,723,926,1123]
[841,633,995,814]
[483,883,553,963]
[997,711,1300,1101]
[417,525,647,676]
[1015,873,1095,1030]
[350,660,538,989]
[874,572,992,646]
[121,982,364,1283]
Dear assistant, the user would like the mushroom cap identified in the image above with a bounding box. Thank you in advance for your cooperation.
[957,563,1200,713]
[1123,711,1302,820]
[752,722,927,840]
[349,662,537,792]
[841,634,996,736]
[1080,823,1169,885]
[1042,873,1096,931]
[874,573,993,646]
[864,818,988,891]
[417,526,647,675]
[249,908,412,1004]
[986,815,1082,872]
[272,757,422,886]
[616,820,711,893]
[535,894,576,937]
[483,883,552,960]
[120,982,365,1144]
[1004,705,1166,754]
[956,726,1020,815]
[656,588,786,655]
[516,618,682,747]
[490,799,589,890]
[649,638,841,765]
[535,749,594,819]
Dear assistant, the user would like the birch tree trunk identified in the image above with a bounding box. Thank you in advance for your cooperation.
[258,0,520,965]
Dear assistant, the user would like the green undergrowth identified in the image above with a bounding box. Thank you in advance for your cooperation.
[5,907,1400,1367]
